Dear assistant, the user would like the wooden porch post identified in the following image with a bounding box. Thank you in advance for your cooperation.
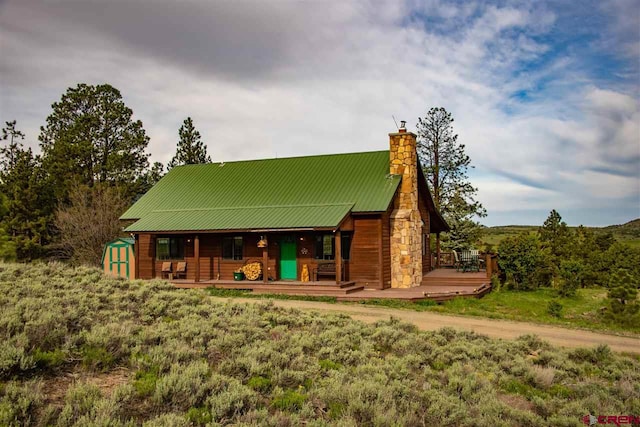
[133,234,140,279]
[335,230,342,284]
[263,240,269,284]
[151,234,156,278]
[436,232,441,268]
[194,235,200,282]
[486,253,492,278]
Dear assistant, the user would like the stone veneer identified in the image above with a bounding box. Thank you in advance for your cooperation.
[389,130,423,288]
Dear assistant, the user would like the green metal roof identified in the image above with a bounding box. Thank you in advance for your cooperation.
[125,204,354,232]
[122,151,400,232]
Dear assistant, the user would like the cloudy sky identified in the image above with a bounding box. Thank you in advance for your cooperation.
[1,0,638,226]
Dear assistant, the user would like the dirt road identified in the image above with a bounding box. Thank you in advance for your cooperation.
[210,296,640,354]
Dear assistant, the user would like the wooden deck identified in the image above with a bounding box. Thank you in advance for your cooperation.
[172,268,491,302]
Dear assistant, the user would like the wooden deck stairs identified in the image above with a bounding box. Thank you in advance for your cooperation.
[173,280,364,296]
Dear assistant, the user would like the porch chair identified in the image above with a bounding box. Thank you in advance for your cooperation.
[161,262,172,279]
[460,251,480,272]
[175,262,187,280]
[452,250,461,271]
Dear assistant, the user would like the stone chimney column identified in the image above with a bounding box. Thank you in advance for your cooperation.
[389,126,423,288]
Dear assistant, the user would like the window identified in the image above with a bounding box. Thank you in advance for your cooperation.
[341,234,351,260]
[313,233,351,260]
[314,234,334,260]
[156,237,184,260]
[223,236,243,260]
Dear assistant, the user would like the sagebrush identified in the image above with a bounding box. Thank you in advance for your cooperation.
[1,262,638,426]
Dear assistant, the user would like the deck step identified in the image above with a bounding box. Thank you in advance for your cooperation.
[213,282,357,292]
[423,281,487,287]
[253,284,364,296]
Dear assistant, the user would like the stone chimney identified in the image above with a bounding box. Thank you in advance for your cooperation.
[389,124,423,288]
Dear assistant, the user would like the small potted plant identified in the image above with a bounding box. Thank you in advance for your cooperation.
[233,267,245,281]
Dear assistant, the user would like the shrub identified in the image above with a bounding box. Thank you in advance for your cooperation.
[153,360,211,410]
[0,381,42,427]
[272,389,308,412]
[80,345,115,372]
[247,375,272,392]
[498,233,546,290]
[185,407,212,426]
[547,300,563,318]
[134,366,160,397]
[558,259,584,297]
[206,376,257,421]
[318,359,343,371]
[32,348,66,370]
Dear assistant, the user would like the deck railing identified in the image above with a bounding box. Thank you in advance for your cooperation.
[433,251,499,278]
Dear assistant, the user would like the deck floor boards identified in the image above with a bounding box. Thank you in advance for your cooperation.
[170,268,491,301]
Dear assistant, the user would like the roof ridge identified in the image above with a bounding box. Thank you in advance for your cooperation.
[171,150,389,168]
[150,203,356,213]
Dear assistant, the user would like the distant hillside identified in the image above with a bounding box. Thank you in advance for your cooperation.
[480,219,640,248]
[601,218,640,237]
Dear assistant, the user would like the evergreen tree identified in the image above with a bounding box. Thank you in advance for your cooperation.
[416,107,486,250]
[440,191,484,251]
[39,83,150,202]
[604,270,640,327]
[538,209,572,259]
[0,120,25,172]
[168,117,211,168]
[0,121,55,260]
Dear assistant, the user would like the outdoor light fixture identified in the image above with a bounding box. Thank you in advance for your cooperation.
[257,236,268,248]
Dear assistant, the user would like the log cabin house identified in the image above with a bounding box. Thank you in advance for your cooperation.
[121,125,448,289]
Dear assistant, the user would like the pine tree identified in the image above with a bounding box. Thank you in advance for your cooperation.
[39,83,150,202]
[538,209,572,259]
[0,121,55,260]
[168,117,211,169]
[605,270,640,327]
[416,107,486,250]
[136,161,165,197]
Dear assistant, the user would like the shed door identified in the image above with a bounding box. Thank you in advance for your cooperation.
[279,239,297,280]
[109,243,130,279]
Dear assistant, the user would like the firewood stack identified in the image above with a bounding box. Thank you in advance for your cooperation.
[242,262,262,281]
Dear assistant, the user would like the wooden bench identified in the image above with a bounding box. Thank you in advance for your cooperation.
[313,262,344,281]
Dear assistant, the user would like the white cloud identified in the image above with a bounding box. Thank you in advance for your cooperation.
[0,0,638,226]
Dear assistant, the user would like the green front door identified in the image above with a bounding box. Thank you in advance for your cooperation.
[280,240,297,280]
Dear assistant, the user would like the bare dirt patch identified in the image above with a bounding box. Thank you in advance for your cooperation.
[41,367,132,406]
[497,393,535,412]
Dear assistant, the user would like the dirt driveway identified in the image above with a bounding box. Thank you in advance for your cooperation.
[210,296,640,354]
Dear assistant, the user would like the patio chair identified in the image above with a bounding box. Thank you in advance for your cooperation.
[175,262,187,279]
[461,251,480,272]
[453,250,461,271]
[161,262,172,279]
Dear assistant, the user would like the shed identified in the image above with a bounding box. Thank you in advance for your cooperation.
[102,237,135,279]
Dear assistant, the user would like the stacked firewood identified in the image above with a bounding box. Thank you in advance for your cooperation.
[242,262,262,281]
